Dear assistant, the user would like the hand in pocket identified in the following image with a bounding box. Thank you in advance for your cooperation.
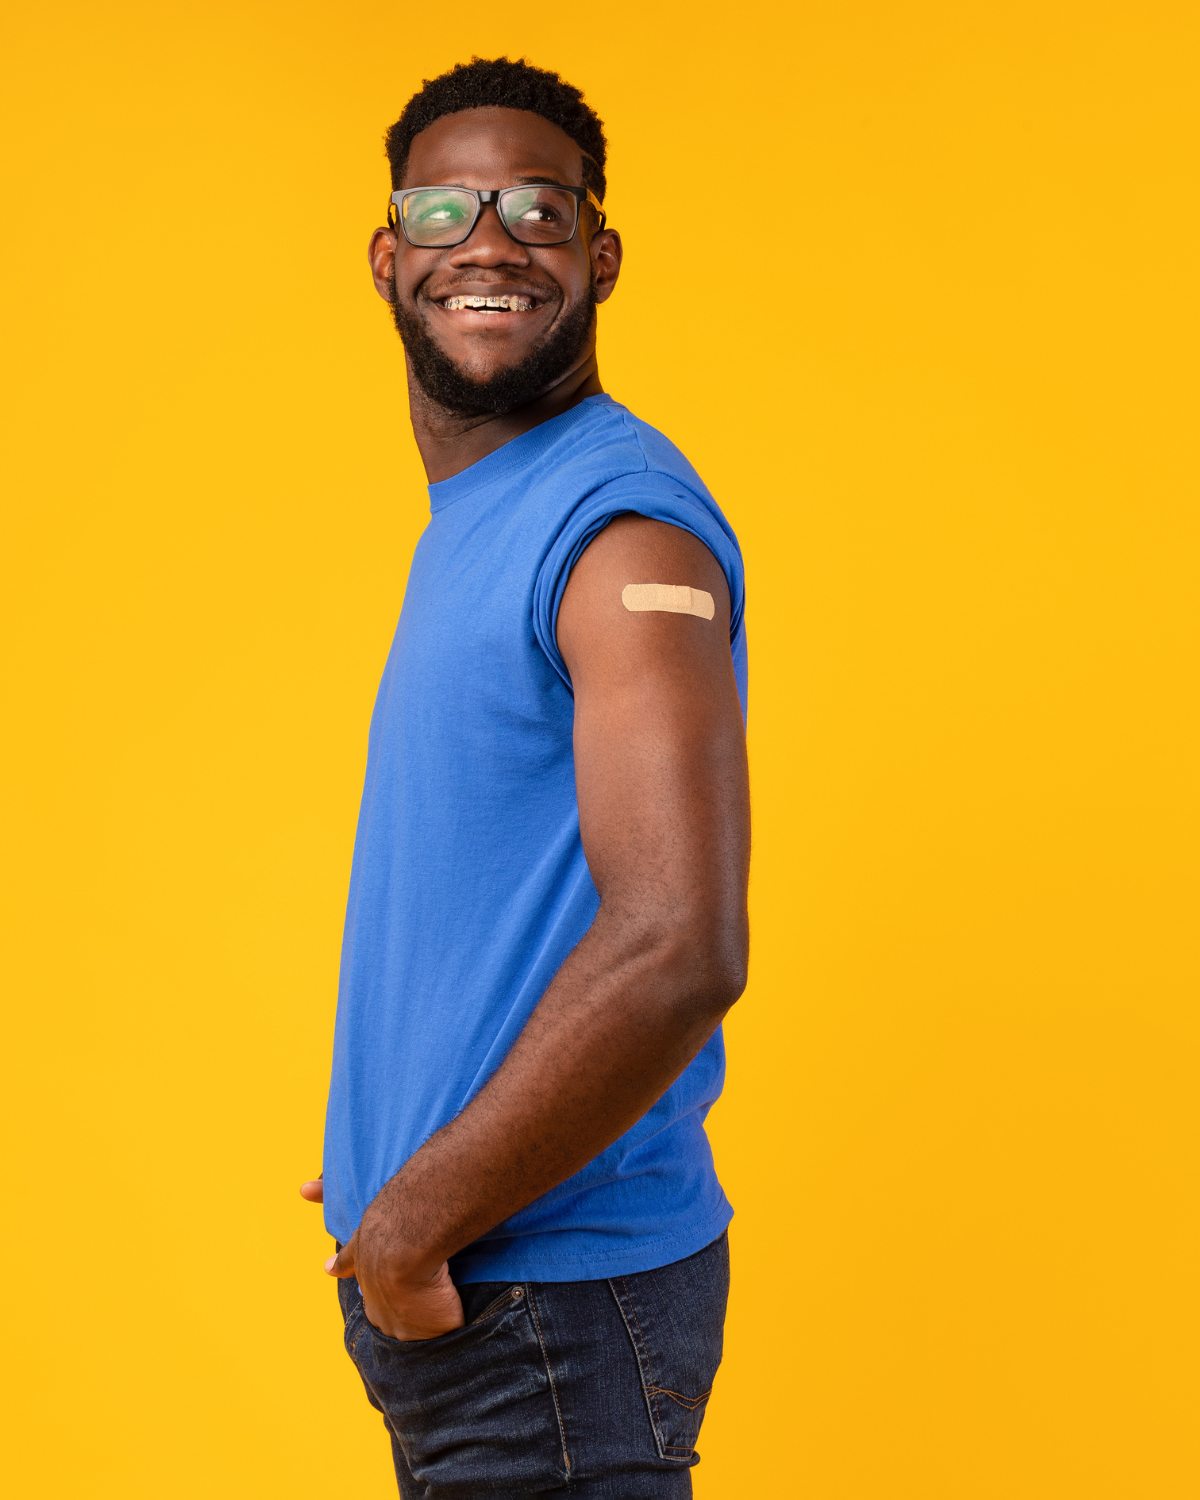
[326,1230,466,1341]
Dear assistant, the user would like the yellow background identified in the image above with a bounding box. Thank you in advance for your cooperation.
[3,2,1196,1494]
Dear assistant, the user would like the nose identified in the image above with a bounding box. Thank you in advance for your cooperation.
[447,201,532,270]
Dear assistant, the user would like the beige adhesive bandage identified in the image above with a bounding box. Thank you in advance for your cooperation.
[621,583,716,621]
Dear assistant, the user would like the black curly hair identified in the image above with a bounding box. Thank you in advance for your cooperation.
[385,56,608,203]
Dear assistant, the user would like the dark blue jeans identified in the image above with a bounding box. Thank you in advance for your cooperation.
[337,1231,729,1498]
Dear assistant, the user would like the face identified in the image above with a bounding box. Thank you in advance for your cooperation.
[369,107,622,415]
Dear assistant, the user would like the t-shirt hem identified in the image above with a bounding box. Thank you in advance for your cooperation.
[450,1197,734,1284]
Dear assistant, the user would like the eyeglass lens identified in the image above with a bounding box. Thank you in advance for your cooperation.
[401,186,580,247]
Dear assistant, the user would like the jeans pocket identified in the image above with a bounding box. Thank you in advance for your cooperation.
[346,1285,570,1499]
[608,1232,730,1464]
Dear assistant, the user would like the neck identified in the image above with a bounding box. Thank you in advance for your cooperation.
[407,351,604,484]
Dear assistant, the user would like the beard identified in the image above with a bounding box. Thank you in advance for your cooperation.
[390,277,597,417]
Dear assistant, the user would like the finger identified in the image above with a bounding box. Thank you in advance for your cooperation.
[299,1179,324,1202]
[325,1236,357,1278]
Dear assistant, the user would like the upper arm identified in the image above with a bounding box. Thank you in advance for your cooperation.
[556,516,750,972]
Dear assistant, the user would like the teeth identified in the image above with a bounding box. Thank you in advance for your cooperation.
[443,294,534,311]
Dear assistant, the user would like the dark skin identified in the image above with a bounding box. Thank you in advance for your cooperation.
[301,107,750,1340]
[368,105,623,483]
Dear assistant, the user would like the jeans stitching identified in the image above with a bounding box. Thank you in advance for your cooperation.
[645,1384,712,1411]
[525,1285,572,1475]
[472,1287,521,1325]
[615,1276,679,1459]
[609,1277,705,1461]
[628,1279,667,1444]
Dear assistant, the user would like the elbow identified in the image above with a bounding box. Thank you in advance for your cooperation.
[654,910,749,1022]
[705,946,748,1015]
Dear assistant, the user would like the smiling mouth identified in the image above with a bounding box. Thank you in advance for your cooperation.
[442,294,536,313]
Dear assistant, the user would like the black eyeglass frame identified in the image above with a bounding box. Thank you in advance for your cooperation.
[388,184,607,248]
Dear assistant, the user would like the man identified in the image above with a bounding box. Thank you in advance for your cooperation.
[301,57,750,1498]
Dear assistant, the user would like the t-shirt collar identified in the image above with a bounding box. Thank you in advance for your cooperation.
[427,394,616,512]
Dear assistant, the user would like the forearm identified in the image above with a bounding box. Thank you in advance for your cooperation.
[361,906,742,1277]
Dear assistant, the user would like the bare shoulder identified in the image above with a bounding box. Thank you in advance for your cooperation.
[557,516,732,681]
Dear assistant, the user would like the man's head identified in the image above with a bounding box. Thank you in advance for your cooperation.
[369,58,622,417]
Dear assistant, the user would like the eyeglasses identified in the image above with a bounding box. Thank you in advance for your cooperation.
[388,184,606,248]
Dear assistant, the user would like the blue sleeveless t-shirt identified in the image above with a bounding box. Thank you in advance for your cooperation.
[322,395,747,1281]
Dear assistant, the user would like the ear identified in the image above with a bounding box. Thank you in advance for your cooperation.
[368,226,399,303]
[590,225,623,305]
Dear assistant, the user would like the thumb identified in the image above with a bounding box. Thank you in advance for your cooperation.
[299,1175,324,1203]
[325,1234,357,1278]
